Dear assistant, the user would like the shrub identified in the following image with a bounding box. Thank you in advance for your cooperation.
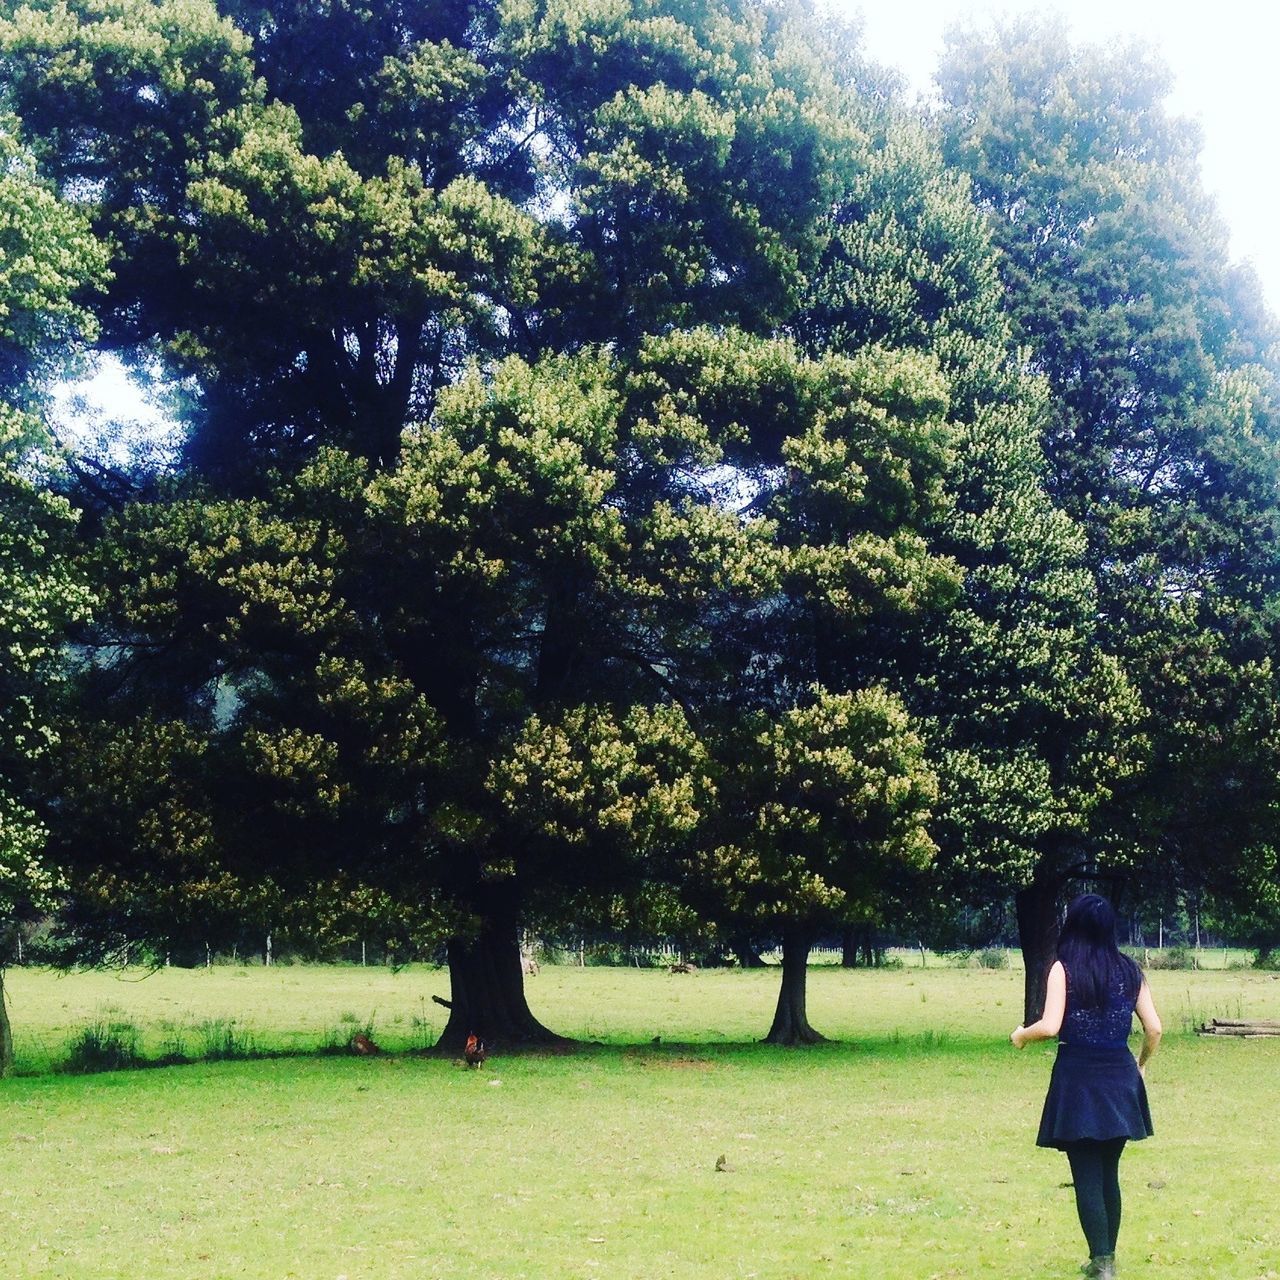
[64,1020,144,1073]
[1148,945,1196,970]
[158,1030,190,1065]
[945,947,1009,969]
[196,1019,257,1061]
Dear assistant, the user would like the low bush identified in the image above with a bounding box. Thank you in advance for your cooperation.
[1148,945,1196,970]
[64,1020,145,1074]
[945,947,1010,969]
[196,1019,258,1061]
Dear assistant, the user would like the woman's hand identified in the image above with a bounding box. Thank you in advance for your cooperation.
[1137,1061,1146,1080]
[1011,1025,1026,1049]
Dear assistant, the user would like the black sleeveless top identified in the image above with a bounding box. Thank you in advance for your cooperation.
[1059,962,1137,1049]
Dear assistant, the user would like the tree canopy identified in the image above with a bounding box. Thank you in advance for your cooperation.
[0,115,106,1070]
[938,20,1280,1005]
[1,0,1278,1050]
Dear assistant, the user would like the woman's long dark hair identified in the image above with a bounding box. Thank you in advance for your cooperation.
[1056,894,1141,1009]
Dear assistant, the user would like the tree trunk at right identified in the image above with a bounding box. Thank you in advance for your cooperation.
[764,927,826,1045]
[0,970,13,1077]
[1016,873,1062,1025]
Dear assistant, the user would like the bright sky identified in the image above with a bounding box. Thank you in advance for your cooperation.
[838,0,1280,318]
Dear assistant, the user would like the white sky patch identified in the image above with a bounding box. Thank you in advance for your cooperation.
[840,0,1280,317]
[50,352,185,468]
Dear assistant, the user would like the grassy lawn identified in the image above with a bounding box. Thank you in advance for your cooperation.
[2,963,1278,1278]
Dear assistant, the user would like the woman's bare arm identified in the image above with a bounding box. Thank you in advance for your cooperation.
[1011,960,1066,1048]
[1135,979,1161,1075]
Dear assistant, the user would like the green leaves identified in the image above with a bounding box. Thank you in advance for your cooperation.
[186,115,551,332]
[491,700,713,855]
[0,0,263,252]
[101,488,350,647]
[18,0,1270,983]
[346,36,489,175]
[703,686,938,926]
[577,82,739,310]
[938,18,1280,909]
[0,119,108,393]
[0,117,103,930]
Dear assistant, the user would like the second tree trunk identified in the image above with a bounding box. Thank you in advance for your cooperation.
[1016,873,1063,1025]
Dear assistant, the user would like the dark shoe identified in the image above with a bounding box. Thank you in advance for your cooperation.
[1083,1257,1116,1279]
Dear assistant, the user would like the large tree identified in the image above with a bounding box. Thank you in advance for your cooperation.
[706,687,937,1044]
[4,0,1177,1043]
[789,103,1142,1022]
[43,335,795,1047]
[2,0,865,1045]
[11,0,1066,1048]
[615,323,962,1040]
[937,20,1280,1011]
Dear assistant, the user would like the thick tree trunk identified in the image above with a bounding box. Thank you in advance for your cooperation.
[841,925,858,968]
[1016,873,1063,1025]
[732,934,766,968]
[0,969,13,1078]
[764,927,827,1045]
[435,909,567,1054]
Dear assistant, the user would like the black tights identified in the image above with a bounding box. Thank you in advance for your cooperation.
[1064,1138,1127,1258]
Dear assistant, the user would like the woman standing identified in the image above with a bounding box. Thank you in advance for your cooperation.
[1011,894,1162,1279]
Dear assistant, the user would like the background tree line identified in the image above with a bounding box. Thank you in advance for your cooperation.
[1,0,1278,1071]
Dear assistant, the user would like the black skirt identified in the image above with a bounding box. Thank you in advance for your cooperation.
[1036,1042,1154,1149]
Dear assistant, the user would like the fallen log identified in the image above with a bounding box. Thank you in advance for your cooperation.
[1199,1027,1280,1036]
[1204,1017,1280,1029]
[1197,1018,1280,1037]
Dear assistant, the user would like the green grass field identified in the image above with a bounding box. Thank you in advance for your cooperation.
[3,962,1278,1279]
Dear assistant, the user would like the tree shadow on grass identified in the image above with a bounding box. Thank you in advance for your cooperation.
[20,1025,1004,1079]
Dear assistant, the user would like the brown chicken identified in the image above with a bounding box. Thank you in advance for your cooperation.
[464,1032,486,1067]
